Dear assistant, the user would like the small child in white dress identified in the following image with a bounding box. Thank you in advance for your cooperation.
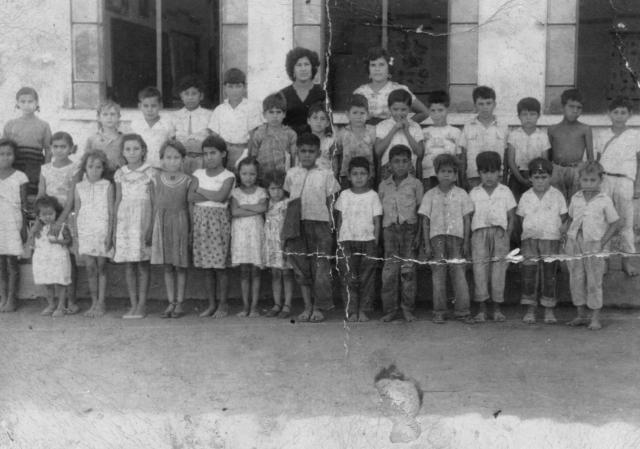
[230,157,268,317]
[29,195,72,317]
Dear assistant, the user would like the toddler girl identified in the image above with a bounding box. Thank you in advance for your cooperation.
[150,140,192,319]
[2,87,52,199]
[307,103,337,175]
[38,131,80,314]
[84,100,123,180]
[262,170,294,318]
[0,139,28,313]
[189,135,235,318]
[74,150,114,317]
[113,134,153,319]
[231,157,268,317]
[29,195,72,317]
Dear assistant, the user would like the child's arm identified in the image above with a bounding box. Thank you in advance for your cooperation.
[248,128,260,159]
[335,210,342,239]
[43,125,52,163]
[238,198,268,214]
[57,224,72,247]
[230,196,266,217]
[57,182,76,225]
[187,177,197,244]
[506,207,516,238]
[145,181,155,246]
[112,182,122,249]
[374,123,402,158]
[289,132,298,167]
[600,219,622,250]
[37,174,46,199]
[192,178,234,203]
[634,152,640,199]
[410,99,429,124]
[20,183,28,243]
[373,215,381,246]
[105,184,115,252]
[507,143,528,185]
[462,213,472,258]
[584,125,594,161]
[402,122,424,159]
[421,215,431,259]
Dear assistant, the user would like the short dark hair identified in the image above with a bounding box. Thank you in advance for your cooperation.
[237,156,259,173]
[174,75,205,96]
[285,47,321,81]
[35,195,63,218]
[16,86,39,102]
[201,135,227,153]
[428,90,450,108]
[517,97,541,115]
[79,149,108,179]
[263,92,287,112]
[387,89,412,107]
[388,144,412,161]
[307,102,328,119]
[560,88,583,106]
[348,156,370,174]
[434,153,459,173]
[138,86,162,103]
[297,132,320,149]
[528,157,553,175]
[608,96,633,112]
[578,160,604,178]
[121,133,147,162]
[0,138,18,155]
[160,139,187,159]
[264,169,287,189]
[50,131,75,153]
[472,86,496,102]
[365,46,394,76]
[476,151,501,172]
[223,68,246,85]
[347,94,369,111]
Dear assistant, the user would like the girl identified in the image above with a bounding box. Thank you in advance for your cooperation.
[353,47,428,125]
[84,100,123,181]
[262,170,294,319]
[2,87,52,199]
[39,131,80,314]
[188,135,235,318]
[73,150,113,317]
[307,103,337,175]
[230,157,268,317]
[0,139,28,313]
[29,195,72,317]
[150,140,192,319]
[113,134,153,319]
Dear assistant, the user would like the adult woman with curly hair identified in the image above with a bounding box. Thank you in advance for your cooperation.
[279,47,327,136]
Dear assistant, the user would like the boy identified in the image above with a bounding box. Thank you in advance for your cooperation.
[547,89,593,200]
[506,97,551,201]
[596,96,640,276]
[336,94,376,188]
[130,86,175,168]
[458,86,507,190]
[374,89,424,180]
[307,103,336,174]
[469,151,516,322]
[284,133,340,322]
[421,90,461,191]
[419,154,474,323]
[207,68,263,171]
[249,92,297,185]
[516,158,567,324]
[171,75,212,174]
[378,145,424,322]
[565,161,621,330]
[335,157,382,322]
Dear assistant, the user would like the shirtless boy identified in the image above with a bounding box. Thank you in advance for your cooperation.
[547,89,593,200]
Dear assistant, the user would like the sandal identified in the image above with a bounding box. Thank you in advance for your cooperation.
[297,310,312,322]
[277,305,291,319]
[171,303,185,319]
[265,304,282,317]
[310,310,325,323]
[160,303,175,319]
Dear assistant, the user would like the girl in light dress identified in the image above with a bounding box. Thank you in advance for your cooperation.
[0,139,28,313]
[113,134,153,319]
[188,135,235,318]
[353,47,428,125]
[262,170,294,319]
[84,100,123,181]
[38,131,80,314]
[230,157,268,317]
[73,150,114,317]
[29,195,72,317]
[150,140,192,319]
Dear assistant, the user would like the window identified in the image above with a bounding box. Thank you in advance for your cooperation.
[327,0,448,111]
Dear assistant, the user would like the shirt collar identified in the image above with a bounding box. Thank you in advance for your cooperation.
[471,116,498,127]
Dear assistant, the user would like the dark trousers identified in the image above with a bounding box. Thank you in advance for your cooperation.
[338,240,378,314]
[520,239,560,308]
[381,223,417,313]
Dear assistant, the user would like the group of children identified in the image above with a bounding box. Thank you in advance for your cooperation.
[0,65,638,331]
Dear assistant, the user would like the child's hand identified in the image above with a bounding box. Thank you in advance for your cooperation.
[412,234,421,251]
[144,227,153,247]
[463,240,471,259]
[423,244,432,260]
[104,236,112,253]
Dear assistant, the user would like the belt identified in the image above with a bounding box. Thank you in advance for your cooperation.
[604,172,626,178]
[186,152,203,158]
[555,162,580,167]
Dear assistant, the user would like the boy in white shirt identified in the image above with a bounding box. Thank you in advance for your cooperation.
[469,151,516,322]
[421,90,461,191]
[335,157,382,322]
[207,68,263,171]
[130,86,175,168]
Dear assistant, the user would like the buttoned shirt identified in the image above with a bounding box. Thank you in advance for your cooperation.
[458,117,507,178]
[422,125,461,178]
[171,106,212,154]
[375,117,424,168]
[130,116,175,168]
[595,128,640,181]
[507,127,550,171]
[517,186,567,240]
[284,166,340,222]
[378,175,424,228]
[469,183,516,231]
[567,190,619,242]
[418,185,473,239]
[207,98,263,145]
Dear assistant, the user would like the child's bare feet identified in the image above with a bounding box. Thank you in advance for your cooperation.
[236,308,249,318]
[347,313,358,322]
[84,306,95,318]
[567,317,590,326]
[3,299,16,312]
[588,317,602,330]
[248,308,260,318]
[265,304,282,317]
[432,312,445,324]
[380,311,397,322]
[358,312,370,322]
[199,305,216,318]
[310,309,325,322]
[543,308,557,324]
[93,302,106,317]
[473,312,486,322]
[522,311,536,324]
[66,303,80,315]
[52,307,65,318]
[160,303,175,319]
[135,303,147,318]
[402,310,416,322]
[297,308,312,322]
[171,302,185,318]
[493,304,505,322]
[212,303,228,318]
[122,307,137,319]
[41,304,55,316]
[622,258,639,277]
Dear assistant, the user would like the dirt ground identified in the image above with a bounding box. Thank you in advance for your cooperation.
[1,298,639,449]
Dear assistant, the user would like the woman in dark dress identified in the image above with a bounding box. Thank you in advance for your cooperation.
[280,47,326,136]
